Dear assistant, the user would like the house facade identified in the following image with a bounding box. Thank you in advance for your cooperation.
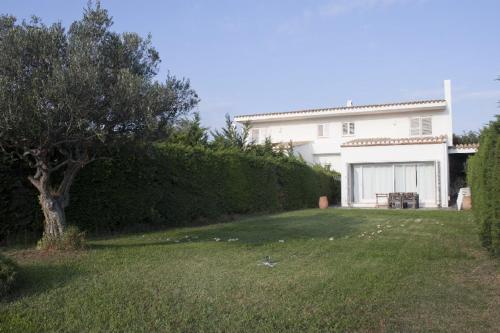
[234,80,456,208]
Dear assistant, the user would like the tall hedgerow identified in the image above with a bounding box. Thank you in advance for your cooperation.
[467,115,500,255]
[65,144,339,234]
[0,144,340,239]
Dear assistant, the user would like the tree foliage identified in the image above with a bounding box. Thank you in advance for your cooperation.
[0,3,198,240]
[167,112,208,147]
[453,130,481,145]
[210,114,251,150]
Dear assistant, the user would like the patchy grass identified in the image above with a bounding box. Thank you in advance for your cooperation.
[1,209,499,332]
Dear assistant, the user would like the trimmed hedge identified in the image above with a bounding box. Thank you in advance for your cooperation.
[467,116,500,255]
[1,144,340,238]
[0,162,41,242]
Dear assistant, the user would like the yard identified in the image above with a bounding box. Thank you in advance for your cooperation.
[1,209,499,332]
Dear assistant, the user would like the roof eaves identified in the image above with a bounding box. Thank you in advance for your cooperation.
[234,99,446,121]
[340,135,448,147]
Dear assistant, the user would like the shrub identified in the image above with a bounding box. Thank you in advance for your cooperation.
[36,226,86,251]
[0,254,18,297]
[467,115,500,255]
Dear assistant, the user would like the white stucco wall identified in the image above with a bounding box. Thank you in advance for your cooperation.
[340,143,449,208]
[244,81,454,153]
[313,154,342,172]
[252,108,450,161]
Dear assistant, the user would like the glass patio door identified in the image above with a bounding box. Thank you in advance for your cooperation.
[352,162,436,205]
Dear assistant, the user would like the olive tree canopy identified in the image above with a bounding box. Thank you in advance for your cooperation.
[0,3,199,240]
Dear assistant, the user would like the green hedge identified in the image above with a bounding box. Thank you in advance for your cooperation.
[1,145,340,239]
[467,116,500,255]
[0,162,41,242]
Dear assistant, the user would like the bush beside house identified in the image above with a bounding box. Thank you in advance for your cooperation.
[1,144,340,239]
[467,116,500,255]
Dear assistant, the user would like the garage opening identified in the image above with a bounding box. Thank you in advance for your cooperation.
[351,162,437,206]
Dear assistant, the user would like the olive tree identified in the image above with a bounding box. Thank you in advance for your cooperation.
[0,3,199,241]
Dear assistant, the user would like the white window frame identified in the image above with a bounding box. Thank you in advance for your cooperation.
[409,116,432,136]
[317,123,329,138]
[342,122,355,136]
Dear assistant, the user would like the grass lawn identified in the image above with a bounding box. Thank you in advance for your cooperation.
[1,209,499,332]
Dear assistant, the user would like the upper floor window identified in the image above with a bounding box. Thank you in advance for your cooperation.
[251,128,261,143]
[317,124,329,138]
[410,117,432,136]
[342,122,355,136]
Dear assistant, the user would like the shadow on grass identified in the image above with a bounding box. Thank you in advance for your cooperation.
[188,210,367,241]
[4,262,85,302]
[89,209,368,250]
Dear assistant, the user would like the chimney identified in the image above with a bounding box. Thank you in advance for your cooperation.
[443,79,453,146]
[346,100,353,107]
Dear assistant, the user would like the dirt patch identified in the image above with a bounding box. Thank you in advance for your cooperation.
[5,248,86,263]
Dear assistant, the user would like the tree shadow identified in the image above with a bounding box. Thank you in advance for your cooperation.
[88,209,368,250]
[3,262,85,302]
[89,241,179,250]
[182,210,367,244]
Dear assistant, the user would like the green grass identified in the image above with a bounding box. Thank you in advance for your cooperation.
[1,209,499,332]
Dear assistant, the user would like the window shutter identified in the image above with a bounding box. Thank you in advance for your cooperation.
[421,117,432,135]
[252,129,260,143]
[264,128,269,140]
[410,118,420,136]
[342,123,348,135]
[317,124,324,137]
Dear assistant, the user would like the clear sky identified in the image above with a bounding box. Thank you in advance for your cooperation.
[2,0,499,133]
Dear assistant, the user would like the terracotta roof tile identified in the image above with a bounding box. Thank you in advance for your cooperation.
[235,99,446,120]
[452,143,479,149]
[341,135,448,147]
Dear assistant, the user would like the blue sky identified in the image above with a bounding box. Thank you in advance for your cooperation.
[2,0,499,132]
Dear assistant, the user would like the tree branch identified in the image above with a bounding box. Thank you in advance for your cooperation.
[57,162,82,208]
[28,175,42,192]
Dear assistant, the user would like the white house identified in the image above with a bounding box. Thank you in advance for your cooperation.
[235,80,460,208]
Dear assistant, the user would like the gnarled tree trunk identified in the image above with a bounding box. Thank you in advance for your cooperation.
[29,161,82,241]
[39,193,66,238]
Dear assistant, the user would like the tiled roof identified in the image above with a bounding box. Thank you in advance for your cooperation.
[235,99,446,120]
[341,135,448,147]
[452,143,479,149]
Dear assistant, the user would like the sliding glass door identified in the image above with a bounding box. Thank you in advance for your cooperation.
[352,162,436,205]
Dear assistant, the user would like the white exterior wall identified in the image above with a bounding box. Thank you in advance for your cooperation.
[313,154,342,172]
[340,143,449,207]
[250,109,450,171]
